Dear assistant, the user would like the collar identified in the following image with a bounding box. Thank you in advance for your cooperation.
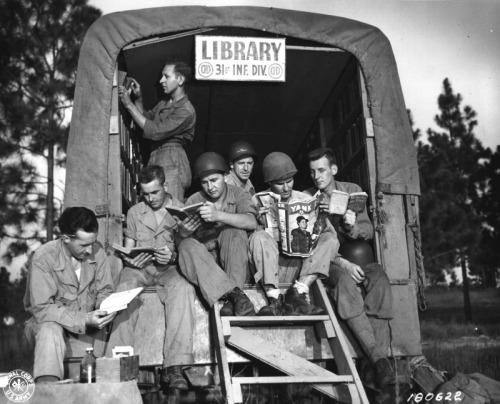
[137,198,177,232]
[54,239,97,272]
[167,95,188,107]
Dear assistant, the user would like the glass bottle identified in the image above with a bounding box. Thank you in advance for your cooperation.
[80,347,96,383]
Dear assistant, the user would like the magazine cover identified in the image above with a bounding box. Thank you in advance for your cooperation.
[277,195,322,257]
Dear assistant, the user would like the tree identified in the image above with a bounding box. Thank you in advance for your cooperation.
[471,146,500,287]
[0,0,101,259]
[415,79,489,286]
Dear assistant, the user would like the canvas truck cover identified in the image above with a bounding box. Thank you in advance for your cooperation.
[65,6,420,209]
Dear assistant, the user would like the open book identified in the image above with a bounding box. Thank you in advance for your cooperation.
[112,243,157,258]
[165,202,204,221]
[328,190,368,215]
[99,287,143,314]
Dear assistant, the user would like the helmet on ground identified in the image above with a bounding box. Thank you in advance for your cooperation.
[339,240,375,268]
[262,152,297,183]
[228,141,257,163]
[193,152,229,179]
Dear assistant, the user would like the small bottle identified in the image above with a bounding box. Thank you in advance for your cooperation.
[80,347,96,383]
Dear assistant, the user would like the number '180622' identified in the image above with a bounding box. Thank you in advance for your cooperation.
[407,392,463,402]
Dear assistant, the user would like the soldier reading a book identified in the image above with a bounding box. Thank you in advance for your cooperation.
[305,147,396,393]
[249,152,340,316]
[105,165,196,390]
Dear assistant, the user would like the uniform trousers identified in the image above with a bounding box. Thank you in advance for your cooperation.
[177,227,250,304]
[106,265,196,368]
[248,230,339,286]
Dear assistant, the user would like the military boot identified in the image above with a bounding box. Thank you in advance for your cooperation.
[258,294,284,316]
[283,286,325,315]
[162,366,188,390]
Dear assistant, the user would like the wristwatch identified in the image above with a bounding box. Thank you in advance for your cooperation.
[169,252,178,264]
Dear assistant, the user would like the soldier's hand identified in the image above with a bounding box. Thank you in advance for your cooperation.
[199,202,220,222]
[178,215,202,238]
[345,261,365,284]
[118,85,133,108]
[154,246,172,265]
[127,77,142,98]
[86,310,117,329]
[318,200,330,214]
[124,252,153,269]
[343,209,356,230]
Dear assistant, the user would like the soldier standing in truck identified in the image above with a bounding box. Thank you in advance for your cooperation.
[118,58,195,202]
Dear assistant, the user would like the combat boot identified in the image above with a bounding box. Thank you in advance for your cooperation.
[375,357,395,389]
[162,366,188,390]
[258,294,284,316]
[283,286,325,315]
[225,288,256,316]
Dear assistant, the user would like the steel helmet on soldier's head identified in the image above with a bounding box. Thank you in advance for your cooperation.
[228,141,257,163]
[193,152,229,179]
[262,152,297,183]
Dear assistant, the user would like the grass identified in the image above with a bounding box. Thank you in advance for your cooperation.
[419,286,500,381]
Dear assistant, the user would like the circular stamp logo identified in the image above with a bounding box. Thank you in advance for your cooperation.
[268,63,283,80]
[2,370,35,402]
[197,62,213,78]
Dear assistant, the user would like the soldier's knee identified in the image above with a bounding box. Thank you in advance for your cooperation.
[37,322,64,341]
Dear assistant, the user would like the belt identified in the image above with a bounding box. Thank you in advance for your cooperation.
[154,142,183,150]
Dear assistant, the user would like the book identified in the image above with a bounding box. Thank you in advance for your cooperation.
[277,193,325,258]
[253,191,281,240]
[112,243,157,258]
[99,287,144,314]
[328,190,368,215]
[165,202,204,221]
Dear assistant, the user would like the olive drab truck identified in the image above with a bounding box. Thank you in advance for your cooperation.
[65,6,425,403]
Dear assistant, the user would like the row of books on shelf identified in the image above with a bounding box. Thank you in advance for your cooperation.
[120,161,139,205]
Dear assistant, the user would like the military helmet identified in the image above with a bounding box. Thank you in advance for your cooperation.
[193,152,229,179]
[228,141,257,163]
[262,152,297,183]
[339,240,375,268]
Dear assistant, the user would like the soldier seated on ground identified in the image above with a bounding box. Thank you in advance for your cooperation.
[225,140,257,196]
[248,152,340,316]
[105,165,196,391]
[176,152,257,316]
[305,147,396,394]
[24,207,115,383]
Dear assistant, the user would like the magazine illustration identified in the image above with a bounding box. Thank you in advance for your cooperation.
[277,195,323,257]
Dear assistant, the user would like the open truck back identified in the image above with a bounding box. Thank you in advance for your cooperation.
[65,5,424,402]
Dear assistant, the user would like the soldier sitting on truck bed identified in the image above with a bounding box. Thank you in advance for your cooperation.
[24,207,116,383]
[225,141,257,196]
[118,58,195,202]
[248,152,339,316]
[305,147,396,393]
[106,165,197,390]
[176,152,257,316]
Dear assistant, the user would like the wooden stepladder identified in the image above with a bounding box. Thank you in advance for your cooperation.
[212,281,369,404]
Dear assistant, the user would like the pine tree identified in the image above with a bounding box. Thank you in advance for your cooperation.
[416,79,488,284]
[0,0,101,259]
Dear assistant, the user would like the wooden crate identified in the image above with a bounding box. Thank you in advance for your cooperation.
[96,356,140,383]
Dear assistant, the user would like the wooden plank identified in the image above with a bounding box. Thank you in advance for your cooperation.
[312,281,369,404]
[233,375,354,384]
[227,327,342,401]
[223,315,330,326]
[212,306,235,404]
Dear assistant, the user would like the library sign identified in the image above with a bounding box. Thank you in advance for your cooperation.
[195,36,286,82]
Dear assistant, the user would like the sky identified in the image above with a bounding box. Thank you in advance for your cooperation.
[88,0,500,151]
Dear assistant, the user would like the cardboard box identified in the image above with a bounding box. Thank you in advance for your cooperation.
[96,356,139,383]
